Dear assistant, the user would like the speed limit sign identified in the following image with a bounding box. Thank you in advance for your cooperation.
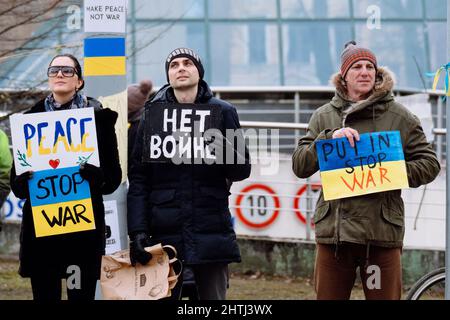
[293,183,321,225]
[235,184,280,229]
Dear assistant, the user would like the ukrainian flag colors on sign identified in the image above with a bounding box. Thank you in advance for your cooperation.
[84,37,126,76]
[316,131,409,201]
[29,167,96,237]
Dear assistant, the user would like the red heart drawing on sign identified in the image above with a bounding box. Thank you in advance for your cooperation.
[49,159,60,169]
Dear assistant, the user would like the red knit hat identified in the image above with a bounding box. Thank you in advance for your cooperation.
[340,41,377,78]
[128,79,153,114]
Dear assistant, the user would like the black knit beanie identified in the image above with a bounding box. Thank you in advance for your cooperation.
[165,47,204,83]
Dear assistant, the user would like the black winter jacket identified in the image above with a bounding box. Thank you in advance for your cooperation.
[127,80,251,264]
[10,97,122,278]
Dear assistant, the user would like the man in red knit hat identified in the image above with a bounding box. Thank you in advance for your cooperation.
[292,41,440,300]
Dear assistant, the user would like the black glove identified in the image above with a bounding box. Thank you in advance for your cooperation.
[130,232,152,266]
[14,171,33,196]
[79,163,104,188]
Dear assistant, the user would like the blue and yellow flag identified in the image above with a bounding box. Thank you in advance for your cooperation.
[84,37,126,76]
[426,63,450,99]
[316,131,409,200]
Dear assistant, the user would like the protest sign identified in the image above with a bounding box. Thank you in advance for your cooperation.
[10,108,100,237]
[84,0,126,33]
[143,104,222,163]
[316,131,409,200]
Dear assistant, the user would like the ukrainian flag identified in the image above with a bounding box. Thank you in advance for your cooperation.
[84,37,126,76]
[316,131,409,201]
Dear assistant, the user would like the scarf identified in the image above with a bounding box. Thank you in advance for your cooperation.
[44,92,88,112]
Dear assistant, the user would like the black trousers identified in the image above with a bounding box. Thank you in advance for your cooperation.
[30,263,98,301]
[167,263,229,300]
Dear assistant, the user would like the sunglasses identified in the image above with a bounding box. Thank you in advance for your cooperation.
[47,66,77,78]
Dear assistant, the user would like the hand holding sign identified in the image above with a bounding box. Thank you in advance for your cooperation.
[316,131,409,200]
[332,127,360,148]
[13,171,33,199]
[79,163,104,188]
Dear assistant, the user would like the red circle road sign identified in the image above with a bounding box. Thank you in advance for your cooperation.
[293,184,321,225]
[235,184,280,229]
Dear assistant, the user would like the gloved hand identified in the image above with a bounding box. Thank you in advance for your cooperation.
[79,163,104,188]
[14,171,33,196]
[130,232,152,266]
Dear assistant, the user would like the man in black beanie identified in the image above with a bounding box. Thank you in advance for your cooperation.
[127,47,251,300]
[165,47,204,83]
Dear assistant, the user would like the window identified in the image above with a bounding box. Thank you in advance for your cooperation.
[426,0,446,19]
[427,22,446,70]
[283,22,352,85]
[354,22,427,89]
[209,23,279,85]
[132,22,206,86]
[209,0,277,19]
[281,0,350,18]
[352,0,423,19]
[134,0,204,19]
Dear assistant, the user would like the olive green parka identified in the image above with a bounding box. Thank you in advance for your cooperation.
[292,67,440,248]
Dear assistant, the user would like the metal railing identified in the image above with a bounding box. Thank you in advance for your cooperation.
[235,117,447,241]
[241,120,447,135]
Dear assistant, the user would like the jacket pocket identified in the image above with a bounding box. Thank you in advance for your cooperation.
[313,202,330,224]
[313,202,334,238]
[150,189,176,205]
[381,194,404,227]
[381,204,404,227]
[194,187,231,232]
[199,187,230,199]
[149,190,180,233]
[195,187,230,210]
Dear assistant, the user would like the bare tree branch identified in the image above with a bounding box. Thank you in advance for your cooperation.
[0,0,36,17]
[0,0,63,37]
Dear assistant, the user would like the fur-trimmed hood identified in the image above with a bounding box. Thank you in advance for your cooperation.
[331,66,395,104]
[329,67,396,126]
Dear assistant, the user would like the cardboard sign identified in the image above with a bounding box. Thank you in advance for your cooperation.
[10,108,100,174]
[316,131,409,200]
[104,200,122,254]
[28,166,95,237]
[10,109,100,237]
[143,104,222,163]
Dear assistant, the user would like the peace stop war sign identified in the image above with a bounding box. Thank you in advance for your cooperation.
[10,108,100,237]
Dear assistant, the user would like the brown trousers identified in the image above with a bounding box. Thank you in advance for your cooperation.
[314,243,402,300]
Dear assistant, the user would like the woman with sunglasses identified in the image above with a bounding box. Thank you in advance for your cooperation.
[10,54,122,300]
